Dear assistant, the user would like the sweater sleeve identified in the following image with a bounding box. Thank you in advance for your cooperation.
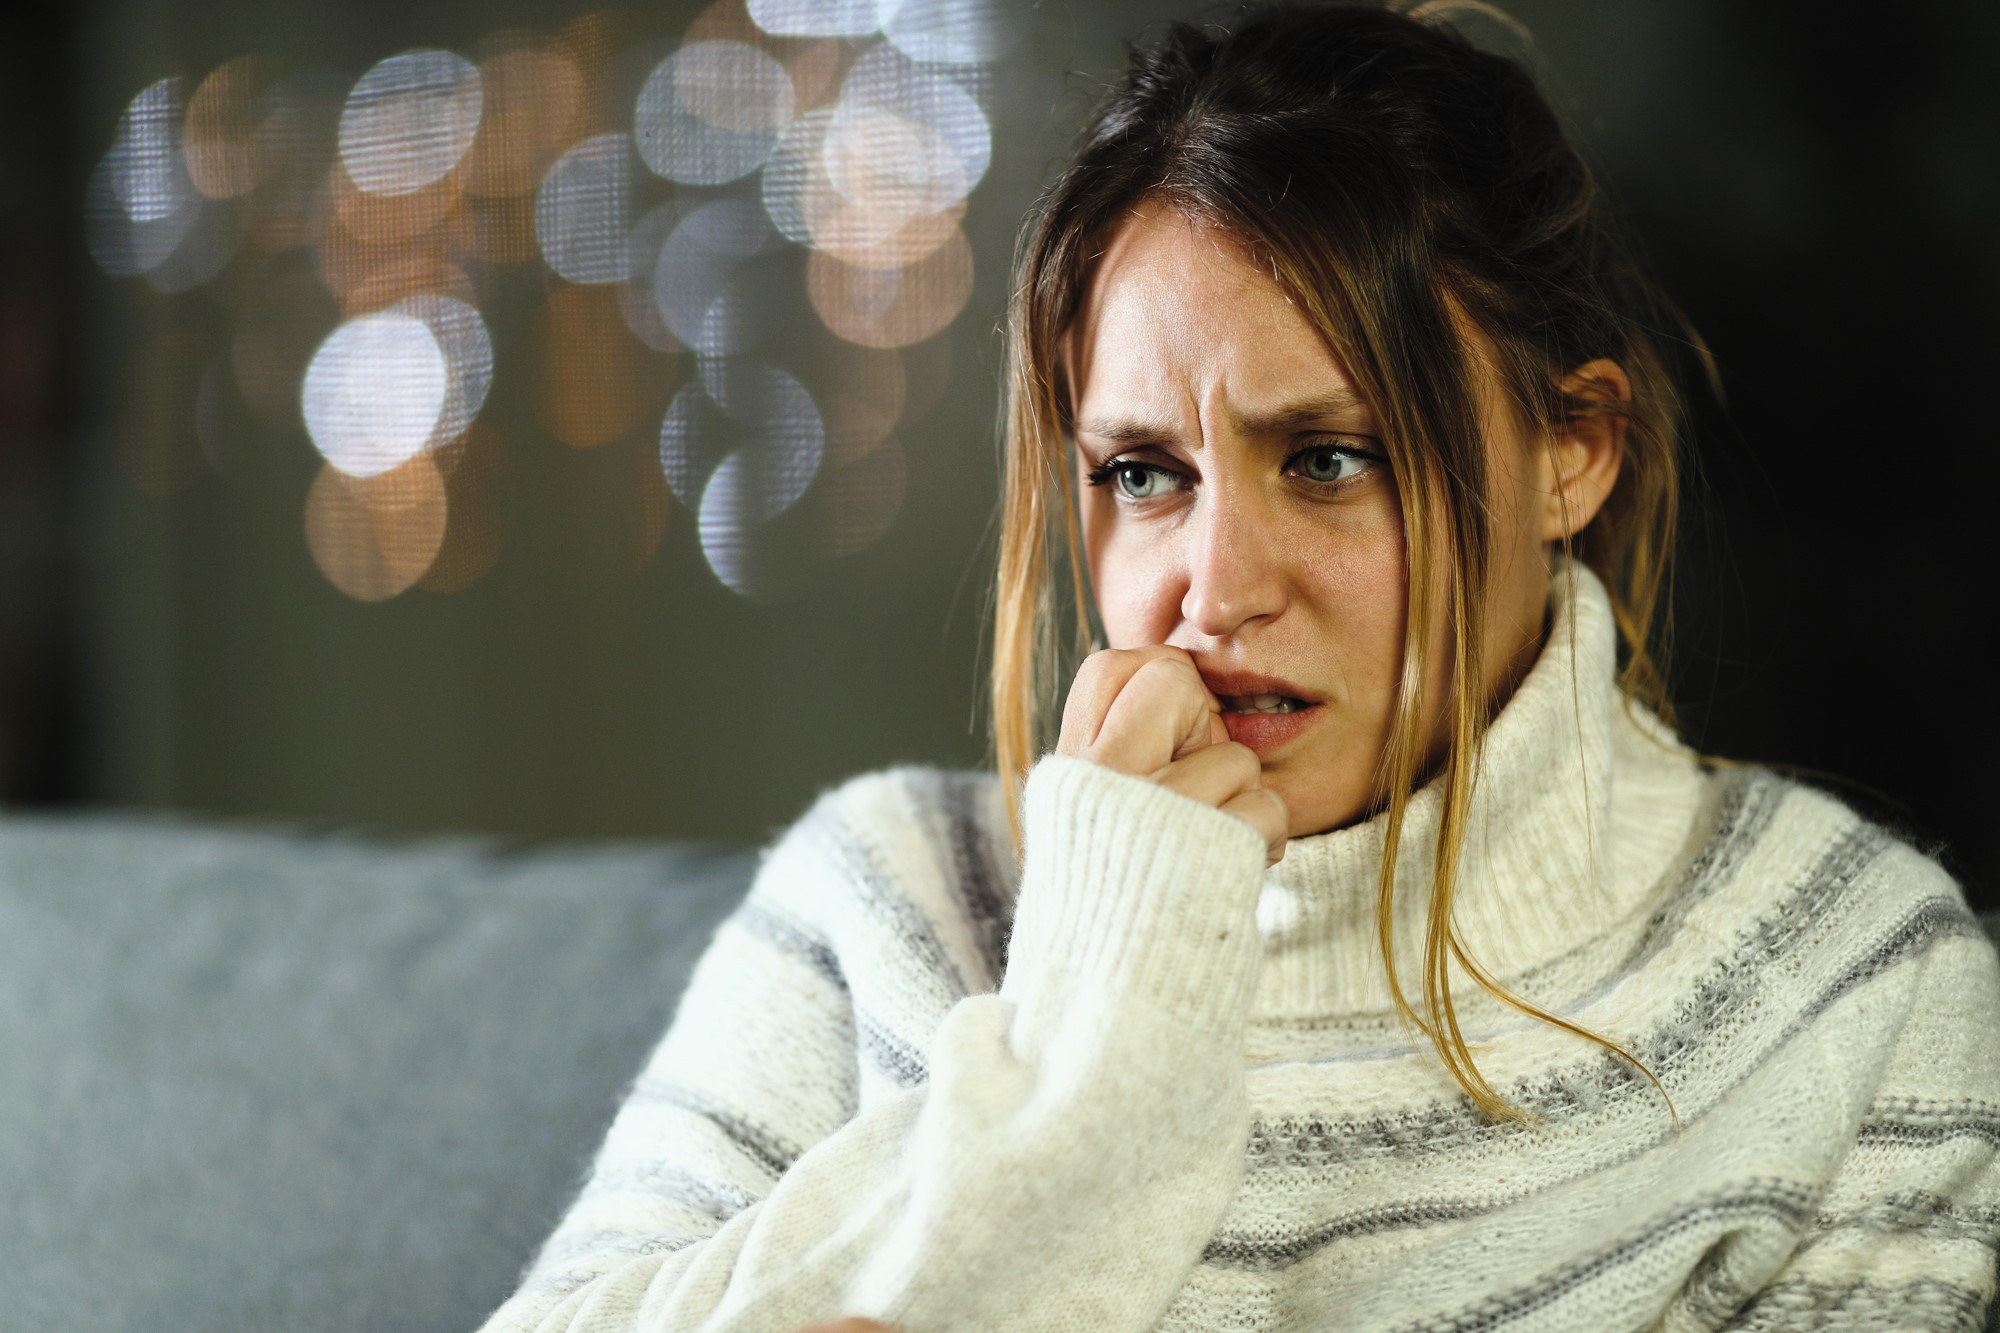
[473,753,1270,1333]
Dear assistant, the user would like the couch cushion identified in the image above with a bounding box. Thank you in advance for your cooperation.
[0,814,756,1333]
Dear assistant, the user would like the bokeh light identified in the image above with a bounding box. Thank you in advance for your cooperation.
[462,45,584,198]
[747,0,877,38]
[659,358,822,521]
[419,424,511,591]
[337,50,484,196]
[786,39,846,112]
[634,40,794,186]
[401,292,495,445]
[184,57,271,200]
[652,196,792,358]
[757,108,830,245]
[535,132,636,284]
[698,357,823,518]
[806,224,971,347]
[303,455,449,600]
[804,340,903,463]
[830,46,988,213]
[302,310,449,477]
[619,200,691,352]
[110,78,191,223]
[332,158,456,248]
[88,0,1010,600]
[658,379,732,506]
[877,0,1013,65]
[87,77,231,289]
[695,448,793,598]
[146,201,242,295]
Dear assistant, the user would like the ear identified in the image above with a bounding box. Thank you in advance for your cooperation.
[1538,358,1629,543]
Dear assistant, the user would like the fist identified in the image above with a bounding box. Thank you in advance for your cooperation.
[1056,646,1289,865]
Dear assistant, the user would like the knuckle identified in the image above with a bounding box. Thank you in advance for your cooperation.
[1139,653,1205,697]
[1069,653,1109,687]
[1218,742,1261,779]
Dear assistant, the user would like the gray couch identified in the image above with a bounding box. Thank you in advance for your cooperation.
[4,812,1997,1332]
[0,813,758,1332]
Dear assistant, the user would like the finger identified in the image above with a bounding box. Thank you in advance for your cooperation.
[1219,786,1291,865]
[1151,739,1262,810]
[1089,654,1216,775]
[796,1321,897,1333]
[1056,647,1180,756]
[1170,685,1226,761]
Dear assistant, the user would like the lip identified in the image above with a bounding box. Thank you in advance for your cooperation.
[1196,669,1320,704]
[1218,702,1323,759]
[1196,668,1324,761]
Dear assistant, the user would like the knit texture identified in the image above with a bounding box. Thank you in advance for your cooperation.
[477,566,2000,1332]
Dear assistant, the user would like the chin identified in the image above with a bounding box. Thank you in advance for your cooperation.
[1275,788,1369,840]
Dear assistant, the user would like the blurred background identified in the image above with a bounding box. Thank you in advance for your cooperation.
[2,0,1995,906]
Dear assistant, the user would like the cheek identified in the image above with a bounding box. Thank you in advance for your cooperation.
[1089,532,1178,644]
[1295,503,1409,669]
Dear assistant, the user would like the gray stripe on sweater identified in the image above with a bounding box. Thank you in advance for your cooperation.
[577,1158,760,1227]
[1388,1178,1819,1332]
[859,1011,930,1087]
[738,890,929,1087]
[1209,839,1985,1270]
[933,770,1014,987]
[1617,766,1783,968]
[1200,1196,1495,1270]
[1208,892,1976,1264]
[737,898,849,994]
[1244,815,1896,1169]
[819,801,972,1001]
[1814,1188,2000,1245]
[1856,1099,2000,1152]
[628,1077,804,1180]
[1728,1276,1991,1332]
[529,1228,701,1290]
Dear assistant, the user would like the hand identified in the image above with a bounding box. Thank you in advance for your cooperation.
[796,1321,897,1333]
[1056,646,1289,865]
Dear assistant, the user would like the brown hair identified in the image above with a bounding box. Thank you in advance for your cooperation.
[991,0,1700,1120]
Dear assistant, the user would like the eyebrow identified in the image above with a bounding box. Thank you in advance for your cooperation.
[1074,388,1373,448]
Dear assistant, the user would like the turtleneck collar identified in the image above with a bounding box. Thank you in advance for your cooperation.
[1250,561,1705,1020]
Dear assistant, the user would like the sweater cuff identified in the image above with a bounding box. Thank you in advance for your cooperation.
[1000,752,1268,1038]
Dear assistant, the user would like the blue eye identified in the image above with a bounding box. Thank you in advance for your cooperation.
[1290,445,1375,485]
[1113,463,1177,499]
[1084,459,1185,499]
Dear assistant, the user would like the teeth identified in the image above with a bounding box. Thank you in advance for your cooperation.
[1221,693,1306,715]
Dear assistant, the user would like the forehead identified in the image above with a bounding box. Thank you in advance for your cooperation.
[1063,205,1362,432]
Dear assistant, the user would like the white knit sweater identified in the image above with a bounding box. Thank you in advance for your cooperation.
[477,567,2000,1332]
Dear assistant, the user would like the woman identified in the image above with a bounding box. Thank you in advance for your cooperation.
[479,4,2000,1330]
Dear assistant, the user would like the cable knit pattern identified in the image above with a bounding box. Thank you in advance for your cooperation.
[476,566,2000,1332]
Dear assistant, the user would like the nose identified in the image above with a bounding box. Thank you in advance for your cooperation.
[1179,484,1286,638]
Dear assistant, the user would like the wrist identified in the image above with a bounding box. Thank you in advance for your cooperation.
[1001,753,1267,1037]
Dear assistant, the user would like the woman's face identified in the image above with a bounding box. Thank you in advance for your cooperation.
[1067,205,1612,838]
